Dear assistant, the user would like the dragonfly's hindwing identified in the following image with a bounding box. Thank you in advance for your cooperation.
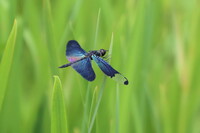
[71,57,96,81]
[92,55,128,85]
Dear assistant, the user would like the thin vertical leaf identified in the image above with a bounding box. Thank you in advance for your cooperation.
[0,20,17,110]
[115,84,120,133]
[81,83,91,133]
[51,76,68,133]
[88,77,106,133]
[93,8,101,49]
[88,86,98,125]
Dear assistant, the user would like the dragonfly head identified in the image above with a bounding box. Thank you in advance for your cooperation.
[99,49,108,57]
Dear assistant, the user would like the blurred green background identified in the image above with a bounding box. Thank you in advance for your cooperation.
[0,0,200,133]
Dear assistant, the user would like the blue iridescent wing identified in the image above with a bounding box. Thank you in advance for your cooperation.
[92,55,128,85]
[71,57,95,81]
[66,40,86,62]
[65,40,95,81]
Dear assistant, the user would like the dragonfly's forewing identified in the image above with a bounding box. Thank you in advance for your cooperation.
[65,40,96,81]
[66,40,86,62]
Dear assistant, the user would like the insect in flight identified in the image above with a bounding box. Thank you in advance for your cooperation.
[59,40,128,85]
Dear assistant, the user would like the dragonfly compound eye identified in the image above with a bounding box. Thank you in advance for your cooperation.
[100,49,106,56]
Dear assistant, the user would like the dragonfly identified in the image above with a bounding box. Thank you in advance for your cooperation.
[59,40,128,85]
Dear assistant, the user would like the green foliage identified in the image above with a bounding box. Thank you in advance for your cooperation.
[51,76,68,133]
[0,0,200,133]
[0,20,17,110]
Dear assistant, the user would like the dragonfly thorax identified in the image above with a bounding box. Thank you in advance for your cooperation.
[87,49,107,58]
[99,49,107,56]
[93,49,107,56]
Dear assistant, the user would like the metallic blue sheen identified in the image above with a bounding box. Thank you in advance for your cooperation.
[71,57,95,81]
[92,55,118,77]
[66,40,86,57]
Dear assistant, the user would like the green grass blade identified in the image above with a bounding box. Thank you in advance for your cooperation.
[115,84,120,133]
[88,77,106,133]
[108,32,114,63]
[51,76,68,133]
[0,20,17,110]
[93,8,101,49]
[81,83,91,133]
[88,86,98,126]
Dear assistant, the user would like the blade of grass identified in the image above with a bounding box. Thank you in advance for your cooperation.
[0,19,17,110]
[88,77,107,133]
[93,8,101,49]
[81,83,91,133]
[51,76,68,133]
[108,32,114,63]
[116,84,120,133]
[59,0,83,49]
[43,0,57,74]
[88,86,98,125]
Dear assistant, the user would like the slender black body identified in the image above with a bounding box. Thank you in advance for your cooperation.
[59,49,107,68]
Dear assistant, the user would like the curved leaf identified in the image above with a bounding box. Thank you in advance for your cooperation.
[0,20,17,110]
[51,76,68,133]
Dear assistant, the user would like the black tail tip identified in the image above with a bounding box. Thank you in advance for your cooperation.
[124,80,128,85]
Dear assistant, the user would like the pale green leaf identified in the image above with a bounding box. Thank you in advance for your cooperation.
[51,76,68,133]
[0,19,17,110]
